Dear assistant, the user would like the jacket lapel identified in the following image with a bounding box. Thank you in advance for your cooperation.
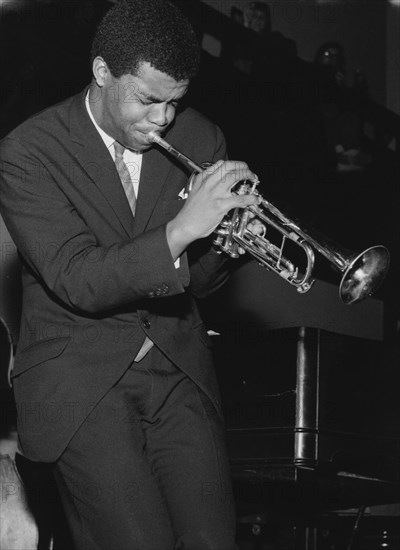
[69,91,135,238]
[132,143,174,237]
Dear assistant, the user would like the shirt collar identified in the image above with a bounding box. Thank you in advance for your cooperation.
[85,90,115,155]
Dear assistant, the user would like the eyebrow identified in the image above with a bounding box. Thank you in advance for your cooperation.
[139,91,163,103]
[138,89,187,104]
[143,94,168,103]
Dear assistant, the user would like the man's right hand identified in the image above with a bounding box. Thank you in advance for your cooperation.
[166,160,260,261]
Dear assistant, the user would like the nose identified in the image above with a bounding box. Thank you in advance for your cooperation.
[148,103,170,127]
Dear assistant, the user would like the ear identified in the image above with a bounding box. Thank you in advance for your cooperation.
[92,57,111,87]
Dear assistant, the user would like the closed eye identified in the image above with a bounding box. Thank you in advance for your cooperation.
[140,97,179,108]
[138,97,153,106]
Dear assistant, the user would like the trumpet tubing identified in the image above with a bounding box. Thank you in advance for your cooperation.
[149,133,390,304]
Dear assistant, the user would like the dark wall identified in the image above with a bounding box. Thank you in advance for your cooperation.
[202,0,387,106]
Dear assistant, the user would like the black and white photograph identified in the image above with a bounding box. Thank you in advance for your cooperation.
[1,1,399,548]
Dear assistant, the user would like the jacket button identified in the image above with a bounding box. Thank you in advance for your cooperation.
[143,319,151,329]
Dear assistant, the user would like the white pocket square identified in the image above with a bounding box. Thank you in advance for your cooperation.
[178,187,189,200]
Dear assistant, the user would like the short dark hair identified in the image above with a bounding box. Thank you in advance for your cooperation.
[91,0,200,81]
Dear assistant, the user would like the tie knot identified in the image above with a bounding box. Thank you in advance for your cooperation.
[114,141,125,159]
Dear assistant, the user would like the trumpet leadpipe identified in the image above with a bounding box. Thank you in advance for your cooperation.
[149,132,203,173]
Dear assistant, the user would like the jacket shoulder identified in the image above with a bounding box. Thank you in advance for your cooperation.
[174,107,219,136]
[168,107,226,163]
[1,94,77,146]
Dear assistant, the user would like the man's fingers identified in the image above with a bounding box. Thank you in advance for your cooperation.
[190,160,225,190]
[247,219,266,236]
[198,161,257,191]
[224,193,260,213]
[202,160,225,175]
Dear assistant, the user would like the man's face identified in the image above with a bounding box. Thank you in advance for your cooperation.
[91,60,189,152]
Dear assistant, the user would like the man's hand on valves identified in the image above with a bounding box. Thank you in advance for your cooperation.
[166,160,265,260]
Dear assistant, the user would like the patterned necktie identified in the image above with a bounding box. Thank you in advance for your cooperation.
[114,142,136,215]
[114,141,153,361]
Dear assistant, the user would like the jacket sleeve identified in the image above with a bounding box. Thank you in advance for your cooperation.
[186,123,233,298]
[0,137,186,313]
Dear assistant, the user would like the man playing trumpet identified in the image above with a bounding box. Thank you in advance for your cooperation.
[0,1,262,548]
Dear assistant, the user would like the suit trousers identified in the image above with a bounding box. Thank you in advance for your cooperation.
[52,345,236,550]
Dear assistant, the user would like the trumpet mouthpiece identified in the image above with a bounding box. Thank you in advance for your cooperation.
[148,132,161,144]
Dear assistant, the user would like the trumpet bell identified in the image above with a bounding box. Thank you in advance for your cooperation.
[339,245,390,305]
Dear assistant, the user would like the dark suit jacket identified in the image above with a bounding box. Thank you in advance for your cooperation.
[0,90,229,462]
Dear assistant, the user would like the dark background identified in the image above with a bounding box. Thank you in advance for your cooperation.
[0,2,399,547]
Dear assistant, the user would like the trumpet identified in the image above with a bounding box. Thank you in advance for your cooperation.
[149,133,390,305]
